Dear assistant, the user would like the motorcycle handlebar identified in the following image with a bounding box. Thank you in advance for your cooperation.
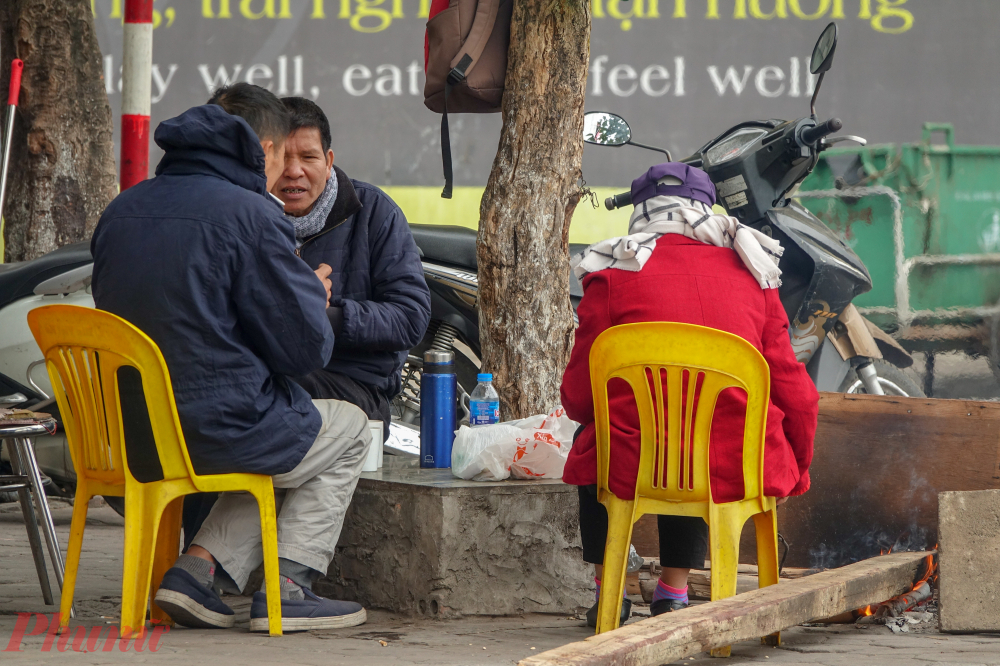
[604,191,632,210]
[801,117,843,145]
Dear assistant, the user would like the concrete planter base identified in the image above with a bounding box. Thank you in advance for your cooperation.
[316,459,593,618]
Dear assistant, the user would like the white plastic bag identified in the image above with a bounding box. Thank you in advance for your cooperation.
[509,407,578,479]
[451,406,578,481]
[451,423,522,481]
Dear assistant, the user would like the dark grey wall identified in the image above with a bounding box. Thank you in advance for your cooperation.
[92,0,1000,186]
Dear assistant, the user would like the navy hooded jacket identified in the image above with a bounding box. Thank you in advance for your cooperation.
[91,104,334,476]
[297,168,430,397]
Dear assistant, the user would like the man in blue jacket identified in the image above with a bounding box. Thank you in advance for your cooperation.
[271,97,430,428]
[91,83,371,632]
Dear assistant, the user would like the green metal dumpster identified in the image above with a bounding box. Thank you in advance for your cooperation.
[796,123,1000,363]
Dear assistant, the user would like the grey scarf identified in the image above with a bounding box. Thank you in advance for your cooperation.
[289,171,338,248]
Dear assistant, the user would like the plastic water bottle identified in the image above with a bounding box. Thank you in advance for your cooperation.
[469,373,500,426]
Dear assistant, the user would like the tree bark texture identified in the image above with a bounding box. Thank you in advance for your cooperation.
[0,0,117,262]
[477,0,591,420]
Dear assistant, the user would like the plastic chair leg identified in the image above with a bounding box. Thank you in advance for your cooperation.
[254,486,283,637]
[708,506,747,658]
[119,487,162,638]
[595,495,635,634]
[753,508,781,646]
[753,508,780,589]
[59,486,93,632]
[149,496,183,627]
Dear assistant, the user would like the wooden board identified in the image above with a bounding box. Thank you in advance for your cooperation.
[519,551,930,666]
[632,393,1000,568]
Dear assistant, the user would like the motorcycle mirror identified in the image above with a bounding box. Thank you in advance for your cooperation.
[583,112,632,147]
[810,22,838,75]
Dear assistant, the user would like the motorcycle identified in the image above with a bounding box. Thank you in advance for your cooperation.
[579,21,921,400]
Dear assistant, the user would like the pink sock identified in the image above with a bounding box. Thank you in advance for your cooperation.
[652,580,688,605]
[594,577,627,602]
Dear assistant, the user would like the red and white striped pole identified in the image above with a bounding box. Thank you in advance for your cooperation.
[120,0,152,190]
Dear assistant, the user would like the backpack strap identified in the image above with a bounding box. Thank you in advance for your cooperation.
[440,54,472,199]
[440,0,501,198]
[450,0,501,73]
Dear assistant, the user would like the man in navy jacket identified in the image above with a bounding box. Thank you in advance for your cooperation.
[271,97,430,430]
[91,83,370,632]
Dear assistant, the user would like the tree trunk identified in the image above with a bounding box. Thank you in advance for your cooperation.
[476,0,591,420]
[0,0,117,262]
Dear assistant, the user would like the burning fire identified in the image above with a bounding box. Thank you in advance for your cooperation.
[852,546,938,621]
[911,547,939,591]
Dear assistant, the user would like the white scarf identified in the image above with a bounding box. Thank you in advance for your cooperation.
[571,195,783,289]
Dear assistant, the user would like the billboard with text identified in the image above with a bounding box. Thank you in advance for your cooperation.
[91,0,999,235]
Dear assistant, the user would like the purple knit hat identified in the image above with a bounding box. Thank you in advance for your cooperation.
[630,163,717,207]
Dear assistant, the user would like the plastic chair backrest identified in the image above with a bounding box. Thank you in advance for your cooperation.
[590,322,770,504]
[27,305,199,488]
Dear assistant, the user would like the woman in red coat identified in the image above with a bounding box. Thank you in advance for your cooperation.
[561,163,818,627]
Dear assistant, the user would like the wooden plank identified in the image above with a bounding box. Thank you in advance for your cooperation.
[635,562,813,601]
[687,571,757,600]
[518,551,930,666]
[687,567,814,600]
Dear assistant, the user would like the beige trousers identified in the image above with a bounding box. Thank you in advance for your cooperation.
[192,399,371,591]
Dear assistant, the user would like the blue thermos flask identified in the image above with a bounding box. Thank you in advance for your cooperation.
[420,349,456,468]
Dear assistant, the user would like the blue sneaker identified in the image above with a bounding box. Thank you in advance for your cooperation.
[249,588,367,633]
[153,567,235,629]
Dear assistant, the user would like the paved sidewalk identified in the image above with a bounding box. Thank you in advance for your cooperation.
[1,499,998,665]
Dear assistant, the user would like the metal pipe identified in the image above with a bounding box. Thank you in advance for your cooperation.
[906,252,1000,267]
[16,437,74,618]
[855,360,885,396]
[120,0,153,190]
[858,304,1000,320]
[809,71,825,119]
[26,359,50,400]
[0,59,24,232]
[6,438,55,605]
[625,140,672,162]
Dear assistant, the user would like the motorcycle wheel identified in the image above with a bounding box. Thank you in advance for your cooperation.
[837,358,925,397]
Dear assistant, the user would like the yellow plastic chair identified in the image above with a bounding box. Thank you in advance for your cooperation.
[591,322,780,655]
[27,304,283,637]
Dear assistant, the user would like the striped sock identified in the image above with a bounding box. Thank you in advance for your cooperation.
[652,579,689,605]
[594,577,629,603]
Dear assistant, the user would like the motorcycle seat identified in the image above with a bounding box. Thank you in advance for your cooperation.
[0,241,93,310]
[409,223,479,270]
[410,223,588,299]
